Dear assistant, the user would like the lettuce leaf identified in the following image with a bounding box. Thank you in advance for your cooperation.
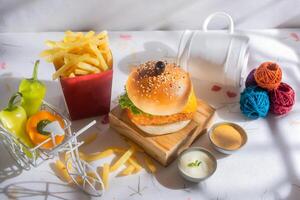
[119,92,143,115]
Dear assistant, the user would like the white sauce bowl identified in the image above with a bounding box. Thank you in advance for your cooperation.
[177,147,217,182]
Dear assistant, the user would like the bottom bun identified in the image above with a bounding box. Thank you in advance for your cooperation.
[134,120,191,135]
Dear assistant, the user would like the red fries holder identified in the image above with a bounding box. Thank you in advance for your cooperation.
[60,70,113,120]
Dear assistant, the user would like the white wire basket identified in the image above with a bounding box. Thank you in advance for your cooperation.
[0,101,104,196]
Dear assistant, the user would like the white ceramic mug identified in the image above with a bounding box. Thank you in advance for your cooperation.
[177,12,249,87]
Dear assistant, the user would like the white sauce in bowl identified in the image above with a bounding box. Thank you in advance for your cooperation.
[179,150,215,179]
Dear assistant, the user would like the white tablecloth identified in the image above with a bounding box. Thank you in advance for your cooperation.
[0,30,299,200]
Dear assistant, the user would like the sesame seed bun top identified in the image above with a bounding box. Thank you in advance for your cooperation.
[126,61,192,116]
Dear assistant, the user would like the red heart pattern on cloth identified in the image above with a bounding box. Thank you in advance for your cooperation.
[290,32,300,41]
[0,62,6,69]
[120,34,132,40]
[226,91,237,98]
[101,114,109,124]
[211,85,222,92]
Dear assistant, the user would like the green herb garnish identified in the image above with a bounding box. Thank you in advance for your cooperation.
[119,92,144,115]
[187,160,202,167]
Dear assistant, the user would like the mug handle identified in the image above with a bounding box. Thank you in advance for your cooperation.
[176,30,194,71]
[202,12,234,34]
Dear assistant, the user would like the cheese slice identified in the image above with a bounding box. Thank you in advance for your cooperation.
[182,89,197,113]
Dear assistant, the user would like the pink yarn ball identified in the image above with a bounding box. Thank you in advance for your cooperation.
[269,82,295,115]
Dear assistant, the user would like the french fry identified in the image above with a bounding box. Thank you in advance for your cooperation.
[119,165,135,176]
[69,73,75,78]
[45,40,57,48]
[79,146,142,172]
[75,176,84,185]
[78,62,100,73]
[81,149,115,162]
[81,132,97,146]
[128,156,142,173]
[75,69,89,75]
[57,37,90,50]
[64,31,83,42]
[78,152,88,160]
[102,163,110,189]
[41,30,112,79]
[85,171,98,184]
[70,143,153,192]
[110,147,135,172]
[85,31,95,38]
[65,66,77,77]
[63,142,158,192]
[74,171,99,186]
[40,48,62,57]
[105,50,113,67]
[53,55,65,69]
[52,61,74,79]
[74,172,98,186]
[144,156,156,173]
[55,160,72,183]
[110,147,127,153]
[86,171,98,178]
[96,31,108,39]
[98,40,110,53]
[78,147,128,163]
[62,31,85,42]
[89,43,108,71]
[82,55,100,66]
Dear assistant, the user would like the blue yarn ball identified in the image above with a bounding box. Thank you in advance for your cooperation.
[240,86,270,119]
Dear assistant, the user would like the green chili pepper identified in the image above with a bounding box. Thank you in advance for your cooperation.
[19,60,46,117]
[0,92,34,156]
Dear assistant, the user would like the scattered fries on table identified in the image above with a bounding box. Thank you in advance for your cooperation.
[40,30,112,79]
[52,141,157,190]
[80,132,98,146]
[110,147,135,172]
[119,165,135,176]
[102,163,110,189]
[145,156,157,173]
[54,160,72,183]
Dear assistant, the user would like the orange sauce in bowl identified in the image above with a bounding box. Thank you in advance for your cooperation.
[211,124,244,150]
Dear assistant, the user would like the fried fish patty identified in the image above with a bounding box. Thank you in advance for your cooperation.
[126,109,194,126]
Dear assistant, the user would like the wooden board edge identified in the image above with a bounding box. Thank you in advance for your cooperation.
[108,112,168,165]
[109,98,216,166]
[165,107,216,165]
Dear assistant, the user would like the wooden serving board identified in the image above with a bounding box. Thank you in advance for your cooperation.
[109,99,215,166]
